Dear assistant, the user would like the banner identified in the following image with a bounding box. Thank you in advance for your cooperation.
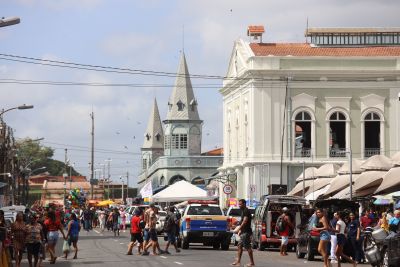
[140,181,153,198]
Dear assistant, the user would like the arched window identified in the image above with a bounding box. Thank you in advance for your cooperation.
[363,112,382,157]
[329,111,347,157]
[294,111,312,157]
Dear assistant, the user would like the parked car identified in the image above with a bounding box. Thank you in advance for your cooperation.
[296,199,359,261]
[156,210,167,234]
[252,195,306,251]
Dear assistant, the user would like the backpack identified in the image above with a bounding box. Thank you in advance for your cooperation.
[276,216,286,233]
[163,213,175,232]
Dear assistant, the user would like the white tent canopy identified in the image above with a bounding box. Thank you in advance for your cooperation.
[296,167,318,182]
[360,155,393,171]
[392,152,400,167]
[151,180,214,202]
[306,185,330,201]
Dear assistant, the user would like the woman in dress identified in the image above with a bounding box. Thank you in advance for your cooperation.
[335,212,356,267]
[313,209,330,267]
[11,212,27,267]
[26,214,44,267]
[120,208,126,231]
[44,210,66,264]
[0,210,11,267]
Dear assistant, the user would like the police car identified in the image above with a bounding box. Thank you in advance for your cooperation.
[179,201,232,250]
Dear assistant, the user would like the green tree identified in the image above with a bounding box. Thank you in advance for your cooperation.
[16,138,80,176]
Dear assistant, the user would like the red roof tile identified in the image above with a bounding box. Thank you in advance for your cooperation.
[249,43,400,57]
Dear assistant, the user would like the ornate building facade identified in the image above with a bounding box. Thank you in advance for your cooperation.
[137,54,223,192]
[219,26,400,204]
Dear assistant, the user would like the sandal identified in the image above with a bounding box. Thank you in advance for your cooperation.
[231,262,241,266]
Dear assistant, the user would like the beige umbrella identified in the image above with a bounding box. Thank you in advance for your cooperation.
[374,167,400,194]
[360,155,393,171]
[331,185,376,199]
[287,180,314,196]
[354,170,386,193]
[324,174,360,196]
[337,159,363,175]
[295,167,318,182]
[315,163,340,178]
[392,151,400,166]
[305,178,333,196]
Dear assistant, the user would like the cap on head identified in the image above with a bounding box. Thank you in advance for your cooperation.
[282,207,289,213]
[394,210,400,215]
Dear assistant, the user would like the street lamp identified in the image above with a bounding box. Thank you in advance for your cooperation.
[119,176,125,204]
[0,104,34,118]
[0,17,20,28]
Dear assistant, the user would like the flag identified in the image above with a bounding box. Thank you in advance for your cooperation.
[140,181,153,198]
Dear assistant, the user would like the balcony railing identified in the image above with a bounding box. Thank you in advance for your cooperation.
[364,148,380,158]
[138,156,223,183]
[329,148,347,158]
[295,148,311,158]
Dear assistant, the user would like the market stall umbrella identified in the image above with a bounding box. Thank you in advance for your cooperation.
[305,178,333,196]
[287,180,314,196]
[324,174,361,197]
[315,163,340,178]
[332,186,376,199]
[337,159,364,175]
[305,185,330,201]
[295,167,318,182]
[373,198,392,205]
[97,200,115,206]
[354,171,386,193]
[374,167,400,194]
[360,155,393,171]
[391,151,400,166]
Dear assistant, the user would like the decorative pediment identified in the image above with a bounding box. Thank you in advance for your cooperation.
[360,94,385,114]
[325,97,352,113]
[291,93,317,113]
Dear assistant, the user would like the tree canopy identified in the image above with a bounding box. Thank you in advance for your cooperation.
[16,138,81,176]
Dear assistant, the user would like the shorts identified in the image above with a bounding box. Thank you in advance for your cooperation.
[130,233,143,243]
[68,235,79,246]
[143,229,150,242]
[238,232,252,250]
[336,234,346,246]
[47,231,59,246]
[167,232,176,243]
[26,242,41,256]
[281,236,289,245]
[149,228,158,242]
[320,231,331,241]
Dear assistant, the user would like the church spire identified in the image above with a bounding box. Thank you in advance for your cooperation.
[142,98,164,149]
[165,53,201,122]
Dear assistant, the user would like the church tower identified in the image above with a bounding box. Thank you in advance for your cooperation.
[163,53,203,156]
[141,98,164,170]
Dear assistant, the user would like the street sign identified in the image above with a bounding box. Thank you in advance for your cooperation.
[223,184,233,195]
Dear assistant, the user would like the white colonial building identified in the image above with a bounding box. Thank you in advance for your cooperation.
[137,54,223,193]
[219,26,400,204]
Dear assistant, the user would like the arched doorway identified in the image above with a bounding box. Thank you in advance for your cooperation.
[191,176,205,189]
[364,112,381,157]
[169,175,186,185]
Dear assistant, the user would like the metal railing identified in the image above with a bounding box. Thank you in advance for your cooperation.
[294,148,311,158]
[329,148,347,158]
[364,148,380,158]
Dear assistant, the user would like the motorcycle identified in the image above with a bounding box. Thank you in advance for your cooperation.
[363,227,388,267]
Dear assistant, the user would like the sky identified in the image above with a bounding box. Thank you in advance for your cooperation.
[1,0,399,187]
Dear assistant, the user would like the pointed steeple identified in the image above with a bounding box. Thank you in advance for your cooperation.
[142,98,164,149]
[165,53,201,122]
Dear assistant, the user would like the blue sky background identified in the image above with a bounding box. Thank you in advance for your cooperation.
[1,0,399,187]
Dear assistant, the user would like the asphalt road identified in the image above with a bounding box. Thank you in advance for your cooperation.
[19,229,358,267]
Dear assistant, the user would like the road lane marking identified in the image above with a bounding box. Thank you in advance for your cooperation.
[119,243,124,244]
[94,230,100,234]
[174,262,183,265]
[160,256,167,259]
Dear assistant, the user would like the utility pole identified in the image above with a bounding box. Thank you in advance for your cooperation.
[121,176,124,204]
[63,149,68,207]
[126,171,129,200]
[90,112,94,200]
[105,158,111,199]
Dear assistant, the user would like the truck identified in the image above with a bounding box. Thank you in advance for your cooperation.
[179,201,232,250]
